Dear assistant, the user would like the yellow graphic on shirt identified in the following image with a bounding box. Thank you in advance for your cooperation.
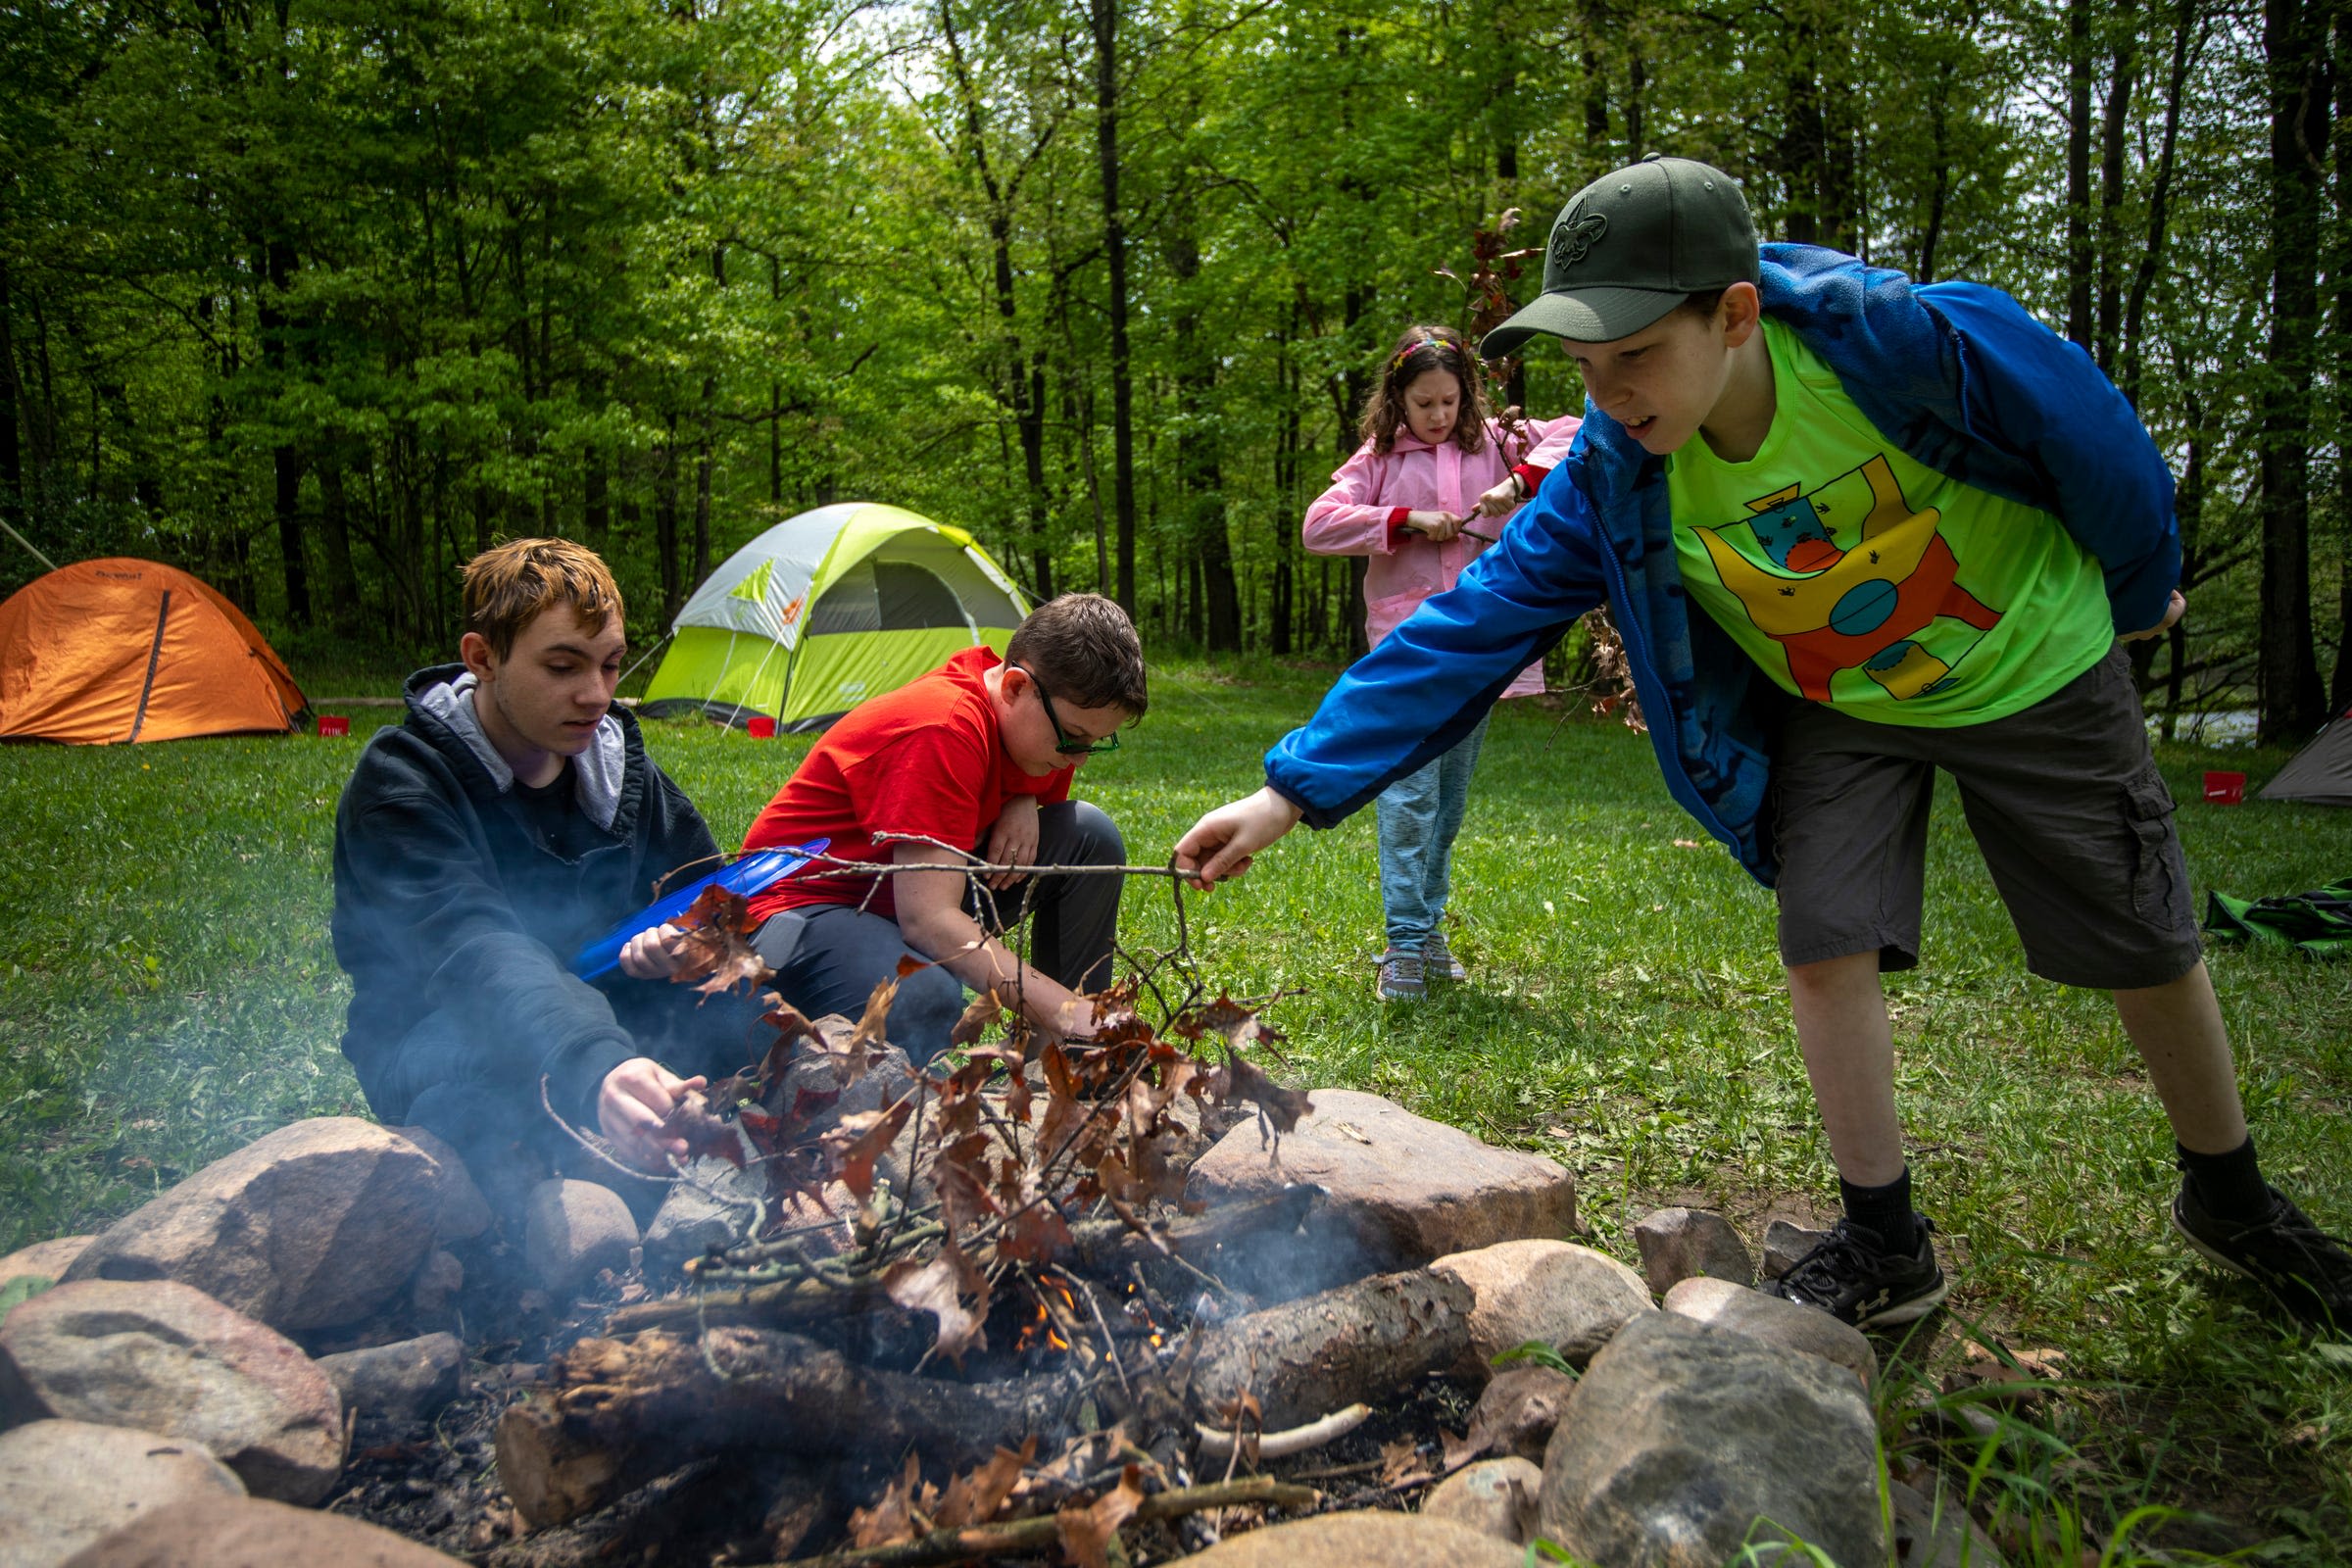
[1690,455,2002,702]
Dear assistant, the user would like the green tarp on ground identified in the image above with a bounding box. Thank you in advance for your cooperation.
[2206,879,2352,958]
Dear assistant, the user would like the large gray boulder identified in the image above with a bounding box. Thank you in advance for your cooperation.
[59,1495,469,1568]
[387,1127,492,1244]
[0,1280,343,1505]
[0,1420,245,1568]
[1170,1511,1526,1566]
[1661,1274,1878,1388]
[1187,1090,1577,1296]
[62,1119,441,1334]
[1430,1238,1653,1374]
[1539,1310,1886,1567]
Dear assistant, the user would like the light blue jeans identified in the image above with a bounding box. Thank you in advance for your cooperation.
[1375,712,1491,952]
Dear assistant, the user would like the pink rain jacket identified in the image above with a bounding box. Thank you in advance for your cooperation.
[1303,414,1583,697]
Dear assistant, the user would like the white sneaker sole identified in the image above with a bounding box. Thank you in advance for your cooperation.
[1855,1276,1950,1327]
[2172,1205,2257,1280]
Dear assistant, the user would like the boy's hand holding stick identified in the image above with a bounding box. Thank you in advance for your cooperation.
[1173,787,1303,889]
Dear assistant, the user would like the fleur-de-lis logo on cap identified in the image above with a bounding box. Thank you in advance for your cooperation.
[1549,199,1609,273]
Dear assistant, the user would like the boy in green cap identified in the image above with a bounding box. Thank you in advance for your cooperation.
[1174,155,2350,1331]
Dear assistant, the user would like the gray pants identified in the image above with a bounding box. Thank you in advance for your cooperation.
[1771,644,2202,989]
[753,800,1125,1063]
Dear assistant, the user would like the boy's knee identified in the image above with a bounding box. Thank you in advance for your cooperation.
[1063,800,1125,863]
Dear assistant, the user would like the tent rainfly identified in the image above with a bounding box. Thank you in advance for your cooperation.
[0,558,307,744]
[2260,705,2352,806]
[639,503,1030,731]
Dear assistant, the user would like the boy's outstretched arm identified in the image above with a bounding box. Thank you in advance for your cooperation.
[1175,481,1607,888]
[893,846,1099,1036]
[1174,787,1303,888]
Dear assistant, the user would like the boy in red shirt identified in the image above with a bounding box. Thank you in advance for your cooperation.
[741,593,1147,1057]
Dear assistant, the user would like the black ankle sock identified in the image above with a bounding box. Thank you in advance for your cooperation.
[2178,1136,2270,1225]
[1839,1168,1919,1250]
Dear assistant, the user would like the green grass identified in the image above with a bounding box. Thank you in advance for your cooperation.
[2,653,2347,1557]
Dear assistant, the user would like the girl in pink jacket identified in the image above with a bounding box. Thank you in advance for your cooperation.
[1303,323,1581,1001]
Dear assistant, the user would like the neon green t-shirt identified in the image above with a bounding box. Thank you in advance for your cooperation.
[1665,318,2115,726]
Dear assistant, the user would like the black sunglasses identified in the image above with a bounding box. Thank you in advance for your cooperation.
[1017,665,1120,756]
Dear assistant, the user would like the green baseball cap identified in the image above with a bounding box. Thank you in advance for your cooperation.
[1481,155,1758,357]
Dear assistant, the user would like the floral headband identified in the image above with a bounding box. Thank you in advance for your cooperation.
[1392,334,1458,371]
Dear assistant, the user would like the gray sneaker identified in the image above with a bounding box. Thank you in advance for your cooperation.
[1423,930,1468,983]
[1375,950,1425,1002]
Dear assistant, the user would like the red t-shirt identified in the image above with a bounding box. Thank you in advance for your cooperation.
[743,646,1073,921]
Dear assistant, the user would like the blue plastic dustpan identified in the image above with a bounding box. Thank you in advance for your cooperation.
[571,839,829,979]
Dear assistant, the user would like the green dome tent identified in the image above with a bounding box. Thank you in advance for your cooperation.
[640,503,1030,730]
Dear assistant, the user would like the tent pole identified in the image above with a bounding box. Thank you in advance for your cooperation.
[2,518,59,573]
[616,630,672,695]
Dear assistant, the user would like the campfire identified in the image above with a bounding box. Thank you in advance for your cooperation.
[480,879,1462,1563]
[1,868,1961,1568]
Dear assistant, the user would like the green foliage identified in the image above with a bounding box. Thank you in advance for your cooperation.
[1493,1339,1582,1376]
[1,0,2330,717]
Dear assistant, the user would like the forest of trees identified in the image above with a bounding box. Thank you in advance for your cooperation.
[2,0,2347,740]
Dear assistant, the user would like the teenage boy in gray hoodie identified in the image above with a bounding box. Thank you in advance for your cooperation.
[333,539,753,1180]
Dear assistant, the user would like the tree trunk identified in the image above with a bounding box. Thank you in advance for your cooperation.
[1818,37,1858,251]
[2165,420,2205,739]
[2334,0,2352,711]
[2121,0,2200,409]
[261,237,310,626]
[318,458,360,629]
[1780,15,1824,245]
[1169,199,1239,653]
[1091,0,1136,613]
[1580,0,1609,155]
[695,379,715,586]
[1624,49,1646,163]
[2066,0,2095,348]
[2096,1,2138,372]
[2258,0,2328,742]
[1025,356,1052,603]
[1918,59,1954,282]
[0,261,23,527]
[583,449,609,553]
[657,420,682,623]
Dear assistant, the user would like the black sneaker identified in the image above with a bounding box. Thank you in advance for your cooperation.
[2172,1181,2352,1331]
[1763,1215,1949,1328]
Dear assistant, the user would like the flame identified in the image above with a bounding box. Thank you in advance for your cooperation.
[1048,1328,1070,1351]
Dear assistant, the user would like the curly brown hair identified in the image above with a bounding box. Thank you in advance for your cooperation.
[1357,324,1491,456]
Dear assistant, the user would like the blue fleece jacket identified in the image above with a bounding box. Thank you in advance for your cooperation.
[1263,245,2180,887]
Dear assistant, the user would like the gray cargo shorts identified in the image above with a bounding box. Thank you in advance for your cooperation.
[1770,643,2203,990]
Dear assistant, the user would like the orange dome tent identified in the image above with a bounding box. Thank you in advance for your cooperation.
[0,559,307,743]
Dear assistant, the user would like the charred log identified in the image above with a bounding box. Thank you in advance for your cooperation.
[1186,1268,1474,1430]
[498,1328,1087,1531]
